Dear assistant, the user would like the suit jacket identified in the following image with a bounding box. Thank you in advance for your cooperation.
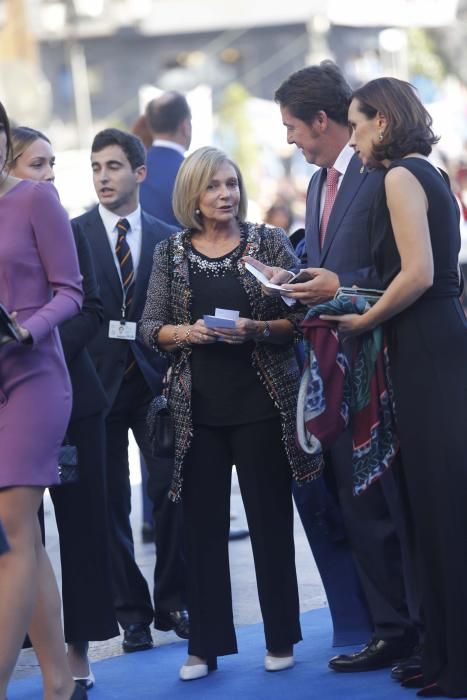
[59,228,108,422]
[139,145,184,227]
[71,206,176,407]
[305,154,384,287]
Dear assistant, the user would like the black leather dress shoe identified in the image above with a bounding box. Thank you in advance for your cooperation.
[122,623,153,653]
[401,674,425,689]
[329,636,415,673]
[416,683,445,697]
[154,609,189,639]
[391,645,423,681]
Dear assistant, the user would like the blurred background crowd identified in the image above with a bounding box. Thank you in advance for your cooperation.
[1,0,466,242]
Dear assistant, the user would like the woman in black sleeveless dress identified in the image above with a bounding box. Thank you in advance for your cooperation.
[322,78,467,698]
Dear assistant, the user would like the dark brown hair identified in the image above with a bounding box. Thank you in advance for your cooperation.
[274,61,352,127]
[352,77,439,161]
[0,101,12,171]
[91,128,146,170]
[145,91,191,134]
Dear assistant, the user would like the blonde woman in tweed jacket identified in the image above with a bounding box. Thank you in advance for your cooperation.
[140,147,321,682]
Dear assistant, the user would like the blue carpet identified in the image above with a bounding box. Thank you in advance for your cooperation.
[10,608,412,699]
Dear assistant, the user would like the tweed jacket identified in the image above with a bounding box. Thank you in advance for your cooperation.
[139,222,323,501]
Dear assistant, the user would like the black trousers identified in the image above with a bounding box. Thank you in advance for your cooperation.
[106,368,185,628]
[182,417,302,658]
[326,429,419,640]
[50,412,118,642]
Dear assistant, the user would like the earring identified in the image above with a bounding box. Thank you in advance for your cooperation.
[378,130,384,142]
[195,208,200,216]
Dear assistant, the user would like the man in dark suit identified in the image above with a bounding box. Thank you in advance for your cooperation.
[139,91,191,226]
[72,128,188,653]
[253,62,418,671]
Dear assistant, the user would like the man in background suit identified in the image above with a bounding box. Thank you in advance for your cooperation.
[251,62,418,671]
[140,91,191,226]
[72,128,188,653]
[137,91,191,541]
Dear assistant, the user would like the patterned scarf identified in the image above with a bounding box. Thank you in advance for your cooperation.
[297,295,399,495]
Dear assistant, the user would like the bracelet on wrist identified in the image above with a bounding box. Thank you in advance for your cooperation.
[256,320,271,342]
[173,325,184,349]
[173,325,192,349]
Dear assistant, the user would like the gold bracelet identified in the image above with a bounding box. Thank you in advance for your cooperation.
[183,326,192,345]
[173,325,184,349]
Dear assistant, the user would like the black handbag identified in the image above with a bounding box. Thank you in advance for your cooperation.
[147,368,175,459]
[58,437,79,485]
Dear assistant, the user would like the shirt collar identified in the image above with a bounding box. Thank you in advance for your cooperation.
[152,139,186,157]
[98,203,141,235]
[331,143,355,176]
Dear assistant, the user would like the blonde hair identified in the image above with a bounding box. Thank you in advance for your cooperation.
[172,146,247,230]
[7,126,51,170]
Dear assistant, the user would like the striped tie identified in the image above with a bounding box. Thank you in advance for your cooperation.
[115,218,136,375]
[115,218,135,309]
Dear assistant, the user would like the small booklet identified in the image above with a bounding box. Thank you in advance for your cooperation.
[0,303,22,345]
[203,308,239,329]
[244,261,313,290]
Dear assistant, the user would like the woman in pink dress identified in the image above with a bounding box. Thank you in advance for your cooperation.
[0,102,85,700]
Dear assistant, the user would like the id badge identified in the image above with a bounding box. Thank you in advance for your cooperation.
[108,320,137,340]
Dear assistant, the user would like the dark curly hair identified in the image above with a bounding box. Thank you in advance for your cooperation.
[351,77,439,162]
[274,61,352,126]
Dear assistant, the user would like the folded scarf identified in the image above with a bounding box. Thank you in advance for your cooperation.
[297,295,399,495]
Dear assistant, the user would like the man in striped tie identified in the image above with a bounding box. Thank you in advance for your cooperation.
[71,128,189,655]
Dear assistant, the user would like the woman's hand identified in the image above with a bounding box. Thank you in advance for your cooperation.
[10,312,31,343]
[242,257,293,296]
[319,312,371,337]
[214,317,259,344]
[189,319,218,345]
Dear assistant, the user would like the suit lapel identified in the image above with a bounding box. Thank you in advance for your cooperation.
[85,208,123,306]
[320,155,368,265]
[306,168,327,266]
[131,212,154,319]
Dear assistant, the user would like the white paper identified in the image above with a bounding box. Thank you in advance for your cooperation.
[203,308,239,328]
[203,315,236,328]
[215,308,239,320]
[243,261,284,290]
[243,261,296,307]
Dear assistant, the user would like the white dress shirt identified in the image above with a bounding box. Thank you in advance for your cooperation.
[99,204,142,282]
[152,139,186,157]
[319,143,355,224]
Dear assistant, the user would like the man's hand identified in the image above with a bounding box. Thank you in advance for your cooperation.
[281,268,340,305]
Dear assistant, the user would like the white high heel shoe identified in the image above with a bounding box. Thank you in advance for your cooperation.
[179,657,217,681]
[264,654,294,672]
[179,663,208,681]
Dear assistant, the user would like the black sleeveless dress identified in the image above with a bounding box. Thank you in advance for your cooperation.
[370,157,467,697]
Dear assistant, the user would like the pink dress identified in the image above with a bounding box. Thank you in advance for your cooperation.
[0,180,83,487]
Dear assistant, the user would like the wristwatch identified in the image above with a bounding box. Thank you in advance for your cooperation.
[262,321,271,339]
